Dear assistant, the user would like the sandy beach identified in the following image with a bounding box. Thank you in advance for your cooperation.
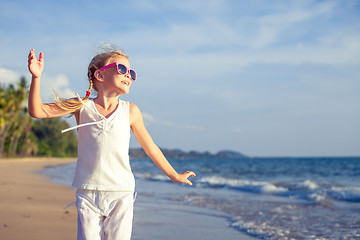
[0,158,77,240]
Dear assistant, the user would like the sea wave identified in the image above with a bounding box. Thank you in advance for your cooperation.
[39,157,360,239]
[135,173,172,182]
[328,186,360,202]
[198,176,287,194]
[135,172,360,203]
[196,176,360,203]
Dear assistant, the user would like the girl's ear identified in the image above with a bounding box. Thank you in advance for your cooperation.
[94,70,105,82]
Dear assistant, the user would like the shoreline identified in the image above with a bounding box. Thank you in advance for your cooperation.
[0,157,77,240]
[0,158,257,240]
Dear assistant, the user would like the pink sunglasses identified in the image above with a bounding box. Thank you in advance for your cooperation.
[98,62,136,81]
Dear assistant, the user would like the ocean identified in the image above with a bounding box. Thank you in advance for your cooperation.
[39,156,360,239]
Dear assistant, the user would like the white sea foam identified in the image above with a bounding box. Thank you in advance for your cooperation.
[328,186,360,202]
[199,176,287,194]
[198,176,360,203]
[302,179,319,190]
[309,193,326,202]
[231,216,283,239]
[136,173,170,182]
[151,174,170,181]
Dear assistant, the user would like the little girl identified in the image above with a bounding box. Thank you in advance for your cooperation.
[27,47,196,240]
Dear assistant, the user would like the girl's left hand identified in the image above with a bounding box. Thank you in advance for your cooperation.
[174,171,196,186]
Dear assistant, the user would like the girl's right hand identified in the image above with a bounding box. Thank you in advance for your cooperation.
[28,49,44,78]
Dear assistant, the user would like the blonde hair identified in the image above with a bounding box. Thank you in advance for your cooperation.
[54,45,128,112]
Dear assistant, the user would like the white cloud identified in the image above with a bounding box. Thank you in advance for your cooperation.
[0,68,75,102]
[142,112,173,127]
[1,0,359,156]
[0,67,21,85]
[234,127,243,134]
[117,2,358,83]
[39,73,75,102]
[142,112,156,123]
[254,1,335,46]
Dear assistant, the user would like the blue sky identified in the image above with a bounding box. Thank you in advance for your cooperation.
[1,0,359,156]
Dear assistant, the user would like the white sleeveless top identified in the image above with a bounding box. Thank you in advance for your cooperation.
[71,98,135,192]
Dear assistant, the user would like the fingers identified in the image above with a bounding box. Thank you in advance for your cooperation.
[28,49,32,59]
[182,171,196,186]
[28,49,44,62]
[186,171,196,178]
[39,52,44,62]
[186,179,193,186]
[28,49,35,61]
[28,50,35,70]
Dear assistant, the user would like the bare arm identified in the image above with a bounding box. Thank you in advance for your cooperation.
[27,49,76,119]
[129,103,196,185]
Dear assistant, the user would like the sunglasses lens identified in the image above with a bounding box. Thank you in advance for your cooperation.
[130,70,136,81]
[117,64,136,81]
[117,64,127,74]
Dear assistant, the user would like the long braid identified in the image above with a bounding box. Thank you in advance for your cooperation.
[85,79,93,100]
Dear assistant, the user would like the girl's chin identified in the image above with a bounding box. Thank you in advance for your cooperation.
[116,88,130,95]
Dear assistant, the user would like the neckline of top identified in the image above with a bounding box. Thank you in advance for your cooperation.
[90,98,121,120]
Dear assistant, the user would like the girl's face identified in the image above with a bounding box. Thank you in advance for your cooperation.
[100,56,133,95]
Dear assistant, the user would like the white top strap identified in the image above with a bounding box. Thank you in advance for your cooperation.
[61,119,105,133]
[61,93,106,133]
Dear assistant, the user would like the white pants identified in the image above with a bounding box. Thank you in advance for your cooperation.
[76,189,134,240]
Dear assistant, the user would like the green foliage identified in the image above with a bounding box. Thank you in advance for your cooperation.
[0,77,34,157]
[0,77,77,158]
[32,118,77,157]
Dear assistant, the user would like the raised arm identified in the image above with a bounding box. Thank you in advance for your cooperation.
[129,103,196,185]
[27,49,75,119]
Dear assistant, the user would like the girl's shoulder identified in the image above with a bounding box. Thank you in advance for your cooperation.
[128,102,143,125]
[129,102,140,114]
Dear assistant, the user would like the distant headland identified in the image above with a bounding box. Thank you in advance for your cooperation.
[129,148,248,160]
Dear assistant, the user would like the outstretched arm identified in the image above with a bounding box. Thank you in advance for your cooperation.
[129,103,196,185]
[27,49,75,119]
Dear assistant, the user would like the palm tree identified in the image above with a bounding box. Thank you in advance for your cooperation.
[0,77,31,157]
[20,114,37,156]
[1,77,77,157]
[0,84,16,156]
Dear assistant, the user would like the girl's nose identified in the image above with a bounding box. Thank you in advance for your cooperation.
[125,71,132,80]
